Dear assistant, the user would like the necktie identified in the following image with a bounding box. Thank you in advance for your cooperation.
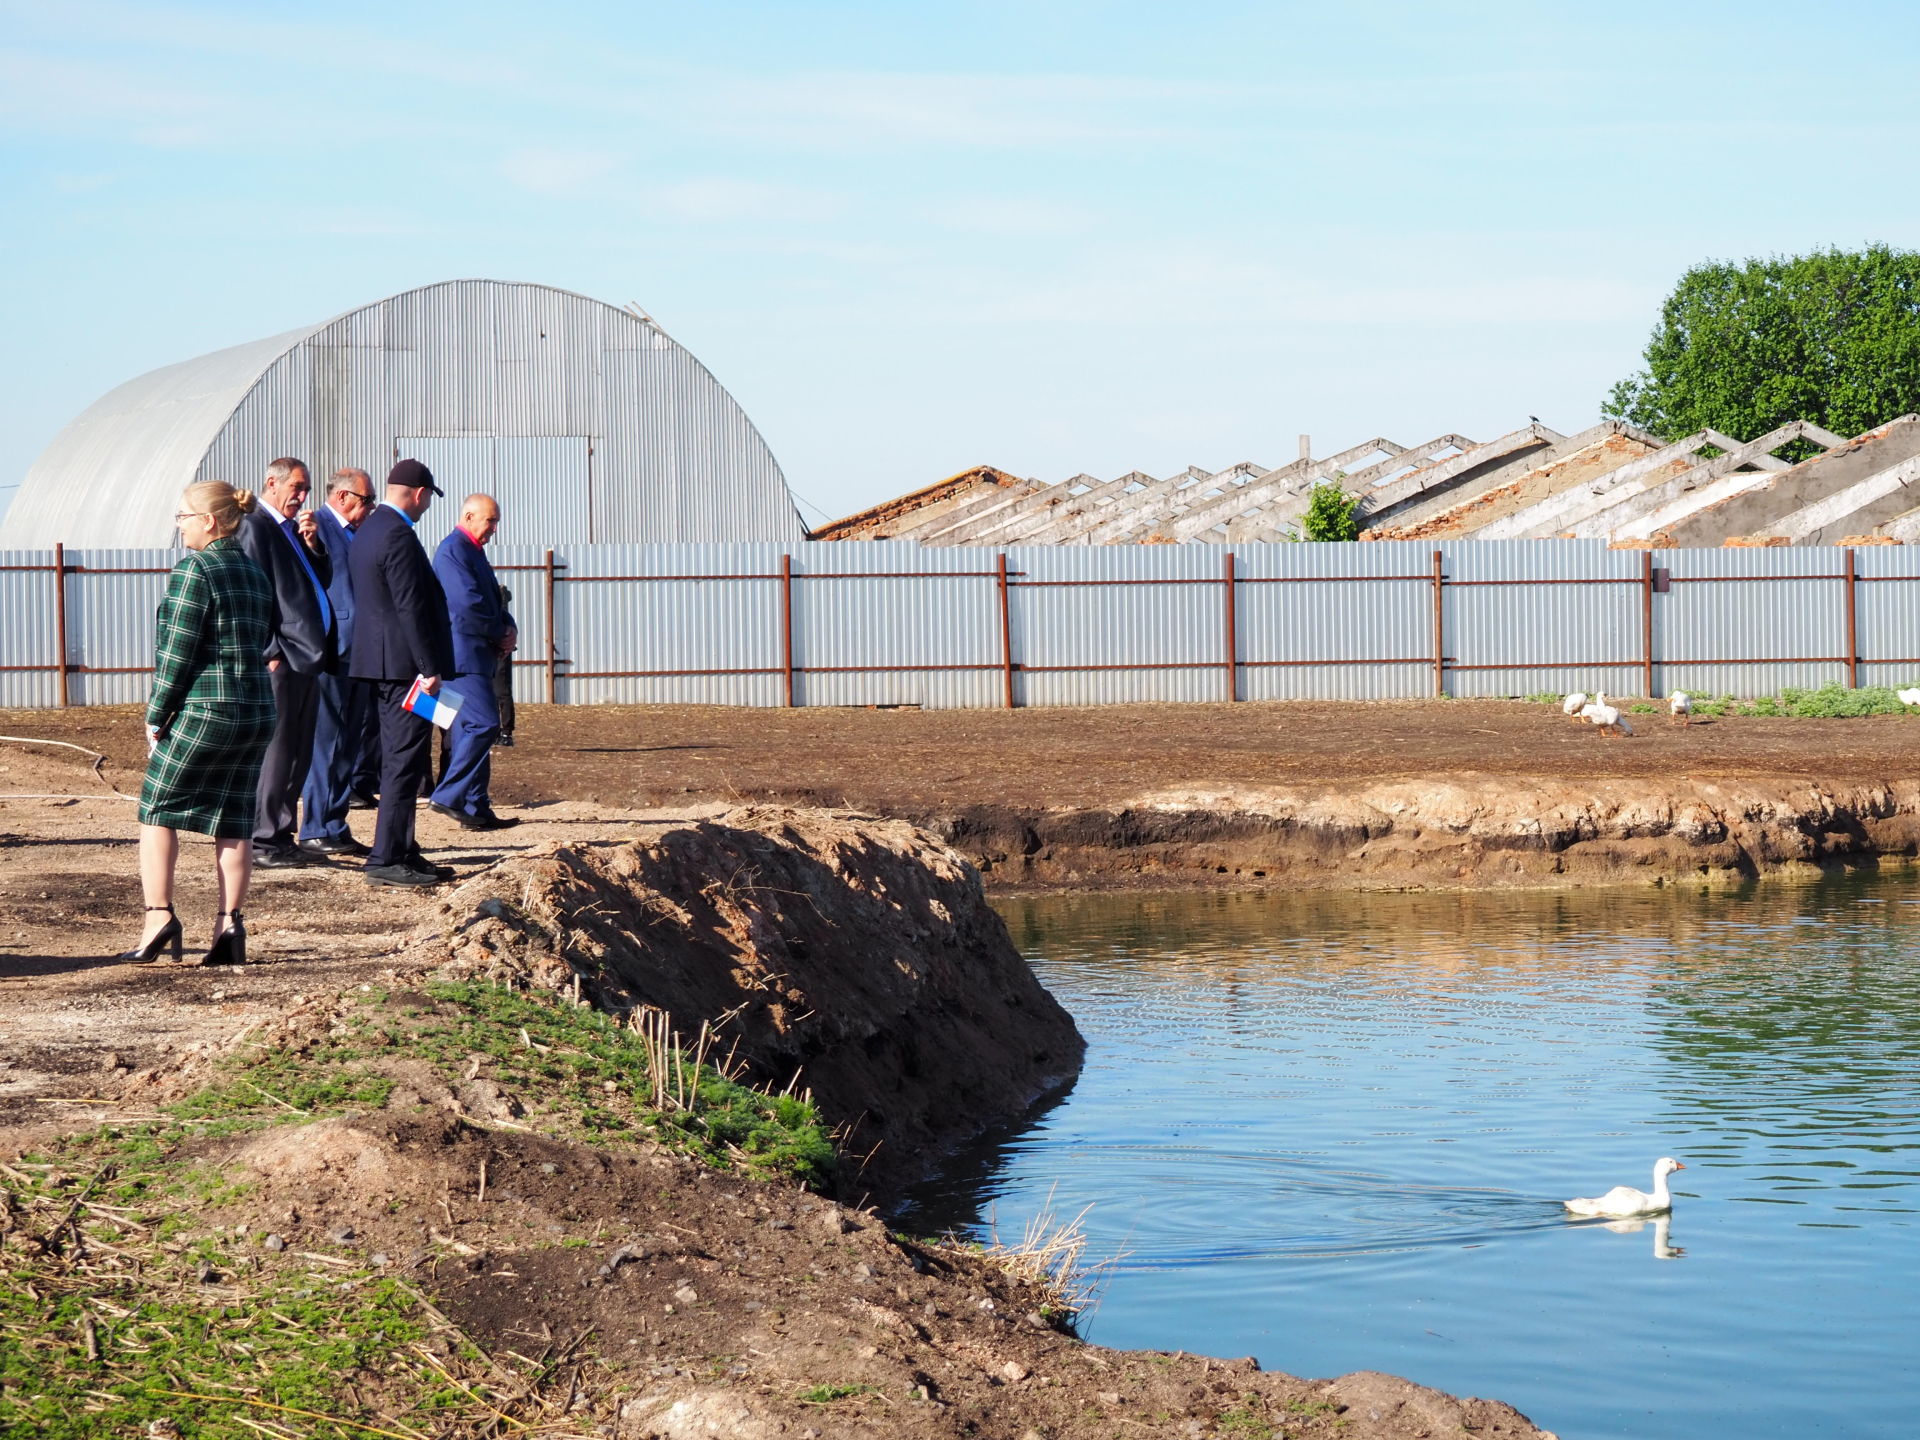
[281,518,334,633]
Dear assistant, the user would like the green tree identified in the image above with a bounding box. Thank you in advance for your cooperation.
[1298,478,1360,542]
[1604,245,1920,445]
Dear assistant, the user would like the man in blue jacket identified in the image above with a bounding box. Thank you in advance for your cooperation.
[349,459,457,887]
[428,493,519,831]
[297,468,377,857]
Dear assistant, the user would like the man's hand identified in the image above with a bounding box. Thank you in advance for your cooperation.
[499,625,518,655]
[294,511,320,549]
[420,675,441,696]
[267,656,281,673]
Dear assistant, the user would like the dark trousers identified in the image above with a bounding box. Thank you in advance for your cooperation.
[493,657,516,738]
[428,671,501,817]
[366,678,434,868]
[299,670,374,842]
[254,667,319,852]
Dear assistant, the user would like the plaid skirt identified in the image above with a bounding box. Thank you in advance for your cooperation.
[138,703,276,838]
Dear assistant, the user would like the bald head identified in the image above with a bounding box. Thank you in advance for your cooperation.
[461,493,500,546]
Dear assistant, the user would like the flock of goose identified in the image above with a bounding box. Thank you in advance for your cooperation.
[1558,689,1691,737]
[1563,686,1920,737]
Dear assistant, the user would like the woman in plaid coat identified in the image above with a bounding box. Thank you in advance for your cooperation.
[125,481,276,966]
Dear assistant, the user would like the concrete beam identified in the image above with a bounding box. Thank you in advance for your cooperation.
[1217,436,1483,542]
[1476,428,1765,539]
[1163,436,1455,543]
[1354,424,1562,524]
[1599,422,1834,542]
[1375,425,1664,541]
[1662,416,1920,547]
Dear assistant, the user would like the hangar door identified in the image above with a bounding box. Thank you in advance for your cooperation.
[396,436,592,551]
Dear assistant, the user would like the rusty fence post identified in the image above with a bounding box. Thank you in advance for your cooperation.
[1844,547,1859,688]
[780,553,795,707]
[1430,548,1445,697]
[1641,549,1656,699]
[543,548,558,704]
[52,543,69,708]
[995,552,1016,709]
[1223,551,1239,702]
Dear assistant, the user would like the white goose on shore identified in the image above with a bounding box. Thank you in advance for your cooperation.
[1897,687,1920,708]
[1562,691,1590,723]
[1580,692,1632,737]
[1669,691,1692,725]
[1565,1157,1686,1217]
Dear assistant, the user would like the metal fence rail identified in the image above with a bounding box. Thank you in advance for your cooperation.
[7,539,1920,710]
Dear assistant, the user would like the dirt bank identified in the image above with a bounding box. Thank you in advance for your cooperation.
[0,807,1552,1440]
[13,698,1920,894]
[923,774,1920,889]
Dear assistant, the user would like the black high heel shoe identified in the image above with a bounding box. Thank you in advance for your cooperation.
[204,910,246,967]
[121,905,182,964]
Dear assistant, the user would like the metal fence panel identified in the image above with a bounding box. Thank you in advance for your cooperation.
[1445,540,1646,700]
[0,550,62,708]
[1236,541,1436,701]
[65,549,171,706]
[1005,545,1225,707]
[12,538,1920,712]
[792,544,1002,709]
[555,543,786,707]
[1660,546,1849,698]
[1853,545,1920,690]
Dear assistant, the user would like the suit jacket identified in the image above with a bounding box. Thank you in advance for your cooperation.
[236,506,336,674]
[312,502,360,658]
[433,528,515,679]
[348,504,454,683]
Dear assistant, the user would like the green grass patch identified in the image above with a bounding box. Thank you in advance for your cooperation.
[796,1382,881,1405]
[1,978,841,1436]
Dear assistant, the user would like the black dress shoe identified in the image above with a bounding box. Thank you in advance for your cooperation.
[366,862,442,887]
[406,856,458,880]
[347,792,378,810]
[496,735,515,748]
[204,910,247,966]
[120,905,183,964]
[252,846,308,869]
[299,836,369,858]
[428,800,483,829]
[469,812,520,831]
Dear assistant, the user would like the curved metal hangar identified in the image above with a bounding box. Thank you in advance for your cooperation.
[1,278,803,548]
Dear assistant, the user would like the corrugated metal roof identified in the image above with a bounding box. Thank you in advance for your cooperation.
[0,279,805,550]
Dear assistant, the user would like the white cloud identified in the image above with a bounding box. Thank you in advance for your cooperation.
[650,178,845,224]
[498,146,623,196]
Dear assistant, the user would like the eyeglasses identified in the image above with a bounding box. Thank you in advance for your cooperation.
[339,491,374,502]
[173,511,206,522]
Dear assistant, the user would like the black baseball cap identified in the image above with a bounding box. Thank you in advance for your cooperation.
[386,458,445,496]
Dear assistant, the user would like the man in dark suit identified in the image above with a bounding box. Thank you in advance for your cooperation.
[236,456,336,866]
[428,494,519,830]
[348,459,456,887]
[297,467,377,857]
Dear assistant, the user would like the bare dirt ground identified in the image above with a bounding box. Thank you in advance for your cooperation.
[6,697,1912,1138]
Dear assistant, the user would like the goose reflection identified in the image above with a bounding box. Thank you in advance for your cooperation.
[1600,1213,1684,1260]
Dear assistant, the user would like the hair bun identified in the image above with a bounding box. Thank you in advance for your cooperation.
[232,489,257,513]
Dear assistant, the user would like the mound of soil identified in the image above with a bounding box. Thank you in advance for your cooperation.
[403,806,1085,1201]
[207,1103,1550,1440]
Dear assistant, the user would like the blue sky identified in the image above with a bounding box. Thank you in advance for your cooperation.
[4,0,1918,527]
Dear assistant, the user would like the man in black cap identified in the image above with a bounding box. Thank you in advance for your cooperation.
[348,459,456,886]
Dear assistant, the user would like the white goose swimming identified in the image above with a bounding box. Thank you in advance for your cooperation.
[1564,1157,1686,1217]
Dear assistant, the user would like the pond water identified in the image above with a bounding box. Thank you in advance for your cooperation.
[895,875,1920,1440]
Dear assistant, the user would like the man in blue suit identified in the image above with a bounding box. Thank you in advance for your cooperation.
[349,459,457,887]
[428,494,519,830]
[297,468,377,857]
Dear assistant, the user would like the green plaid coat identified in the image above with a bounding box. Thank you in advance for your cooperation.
[138,537,277,838]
